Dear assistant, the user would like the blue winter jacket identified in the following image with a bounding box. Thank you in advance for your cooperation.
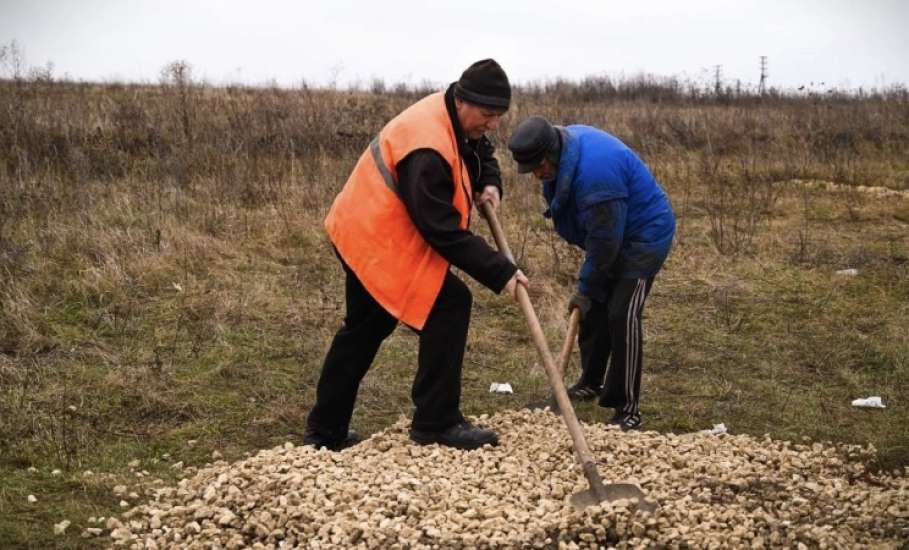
[542,125,675,302]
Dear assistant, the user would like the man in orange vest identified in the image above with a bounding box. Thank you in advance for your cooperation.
[304,59,529,451]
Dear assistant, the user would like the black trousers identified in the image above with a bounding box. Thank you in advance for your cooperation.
[305,255,471,441]
[577,277,654,416]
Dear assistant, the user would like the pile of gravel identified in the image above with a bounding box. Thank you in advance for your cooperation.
[103,409,907,548]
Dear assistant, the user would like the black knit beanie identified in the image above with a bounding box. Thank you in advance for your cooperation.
[454,59,511,110]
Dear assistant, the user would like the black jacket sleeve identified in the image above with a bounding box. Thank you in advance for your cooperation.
[578,199,627,302]
[471,135,504,198]
[397,148,517,293]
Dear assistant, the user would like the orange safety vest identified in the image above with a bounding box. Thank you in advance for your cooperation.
[324,92,472,330]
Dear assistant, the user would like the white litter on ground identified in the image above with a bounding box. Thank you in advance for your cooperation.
[852,396,886,409]
[488,382,514,394]
[702,423,728,435]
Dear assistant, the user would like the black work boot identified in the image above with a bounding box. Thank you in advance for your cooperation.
[303,429,363,451]
[409,421,499,450]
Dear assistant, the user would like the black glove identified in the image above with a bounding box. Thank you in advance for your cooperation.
[568,292,592,320]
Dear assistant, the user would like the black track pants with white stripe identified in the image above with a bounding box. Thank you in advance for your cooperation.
[577,277,654,416]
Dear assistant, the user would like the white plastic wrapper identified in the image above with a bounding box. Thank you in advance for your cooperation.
[851,396,886,409]
[488,382,514,394]
[702,423,728,435]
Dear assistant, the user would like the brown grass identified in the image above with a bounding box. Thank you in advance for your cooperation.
[0,72,907,547]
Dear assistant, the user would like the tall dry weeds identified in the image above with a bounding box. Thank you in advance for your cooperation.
[0,61,907,475]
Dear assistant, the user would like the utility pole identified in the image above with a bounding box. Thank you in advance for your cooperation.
[759,56,768,96]
[714,65,722,96]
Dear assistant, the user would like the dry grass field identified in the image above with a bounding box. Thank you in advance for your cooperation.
[1,70,907,547]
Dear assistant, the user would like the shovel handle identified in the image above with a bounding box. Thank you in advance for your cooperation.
[481,203,599,470]
[557,309,580,378]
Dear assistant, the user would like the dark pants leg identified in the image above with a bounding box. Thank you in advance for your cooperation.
[305,257,397,442]
[411,271,471,432]
[306,261,471,439]
[577,293,612,388]
[599,277,653,414]
[578,277,654,415]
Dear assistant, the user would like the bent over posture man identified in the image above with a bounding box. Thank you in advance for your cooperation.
[305,60,528,451]
[508,117,675,431]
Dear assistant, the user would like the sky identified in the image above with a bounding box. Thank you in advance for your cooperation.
[1,0,907,92]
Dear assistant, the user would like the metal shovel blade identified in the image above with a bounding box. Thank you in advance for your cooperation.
[570,482,657,513]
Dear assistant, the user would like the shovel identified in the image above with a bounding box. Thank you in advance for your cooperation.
[525,308,580,414]
[481,203,655,512]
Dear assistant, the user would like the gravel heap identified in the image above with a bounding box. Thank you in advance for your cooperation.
[105,409,907,549]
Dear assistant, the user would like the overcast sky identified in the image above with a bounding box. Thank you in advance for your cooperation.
[2,0,907,91]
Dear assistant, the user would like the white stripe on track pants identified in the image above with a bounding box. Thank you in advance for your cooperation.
[576,277,654,416]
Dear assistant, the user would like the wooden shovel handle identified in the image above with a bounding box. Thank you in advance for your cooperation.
[557,309,580,378]
[480,203,598,469]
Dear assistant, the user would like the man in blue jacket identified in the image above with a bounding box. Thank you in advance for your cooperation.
[508,116,675,430]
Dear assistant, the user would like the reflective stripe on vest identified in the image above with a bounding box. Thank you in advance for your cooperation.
[370,137,398,196]
[324,92,471,330]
